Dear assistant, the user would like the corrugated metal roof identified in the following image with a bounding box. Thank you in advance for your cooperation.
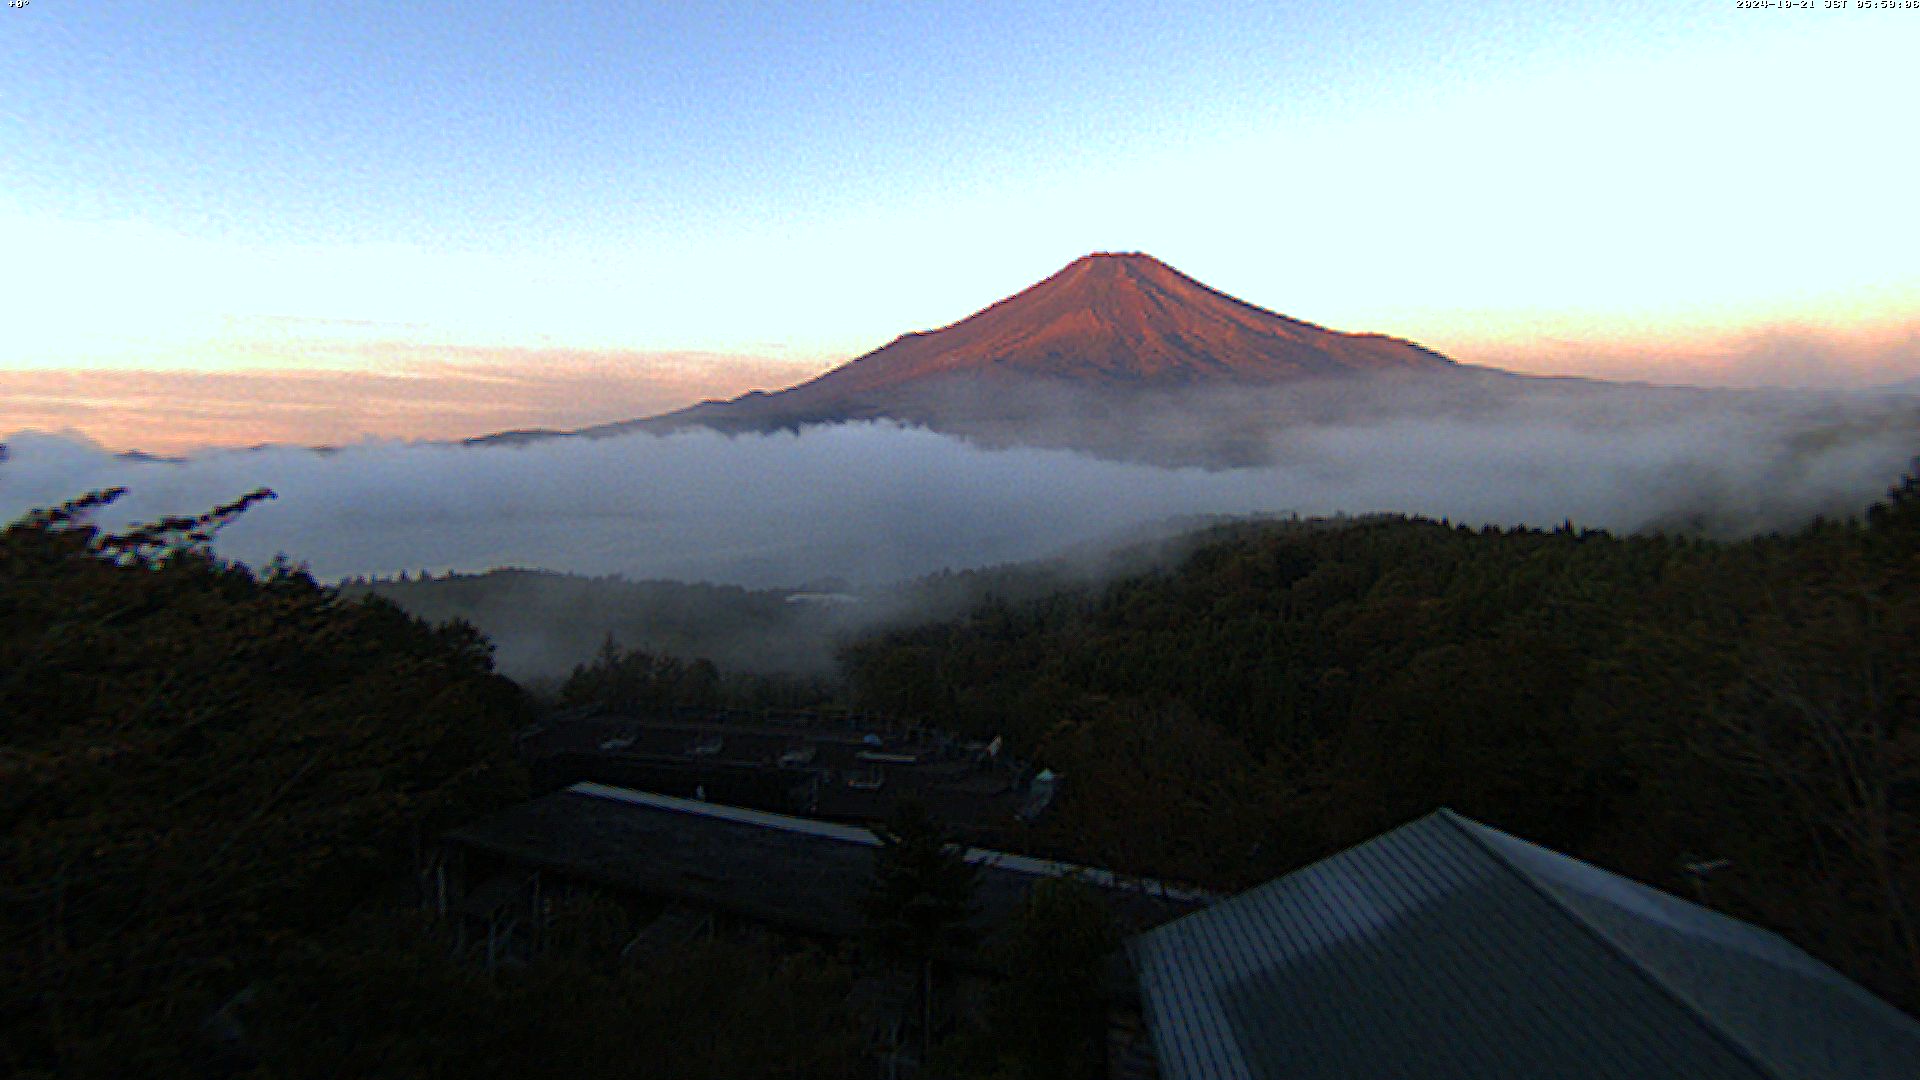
[446,783,1208,944]
[573,782,878,844]
[1131,810,1920,1080]
[570,782,1217,903]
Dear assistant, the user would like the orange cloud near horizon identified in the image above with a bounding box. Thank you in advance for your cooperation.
[6,321,1917,457]
[1442,319,1920,391]
[0,345,831,455]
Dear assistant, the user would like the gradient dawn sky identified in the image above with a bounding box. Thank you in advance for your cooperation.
[4,1,1918,451]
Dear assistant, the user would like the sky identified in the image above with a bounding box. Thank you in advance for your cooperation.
[4,1,1920,451]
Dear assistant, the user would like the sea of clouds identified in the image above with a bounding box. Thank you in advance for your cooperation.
[4,384,1918,589]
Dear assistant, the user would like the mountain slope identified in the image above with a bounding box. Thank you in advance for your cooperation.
[533,253,1462,461]
[773,251,1452,394]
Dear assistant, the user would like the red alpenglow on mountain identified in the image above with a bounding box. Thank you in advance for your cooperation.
[473,253,1464,463]
[791,251,1454,394]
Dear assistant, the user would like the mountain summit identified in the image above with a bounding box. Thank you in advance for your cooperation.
[779,252,1453,397]
[496,253,1470,463]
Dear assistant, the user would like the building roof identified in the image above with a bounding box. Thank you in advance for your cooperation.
[1129,809,1920,1080]
[518,711,1046,837]
[445,782,1207,946]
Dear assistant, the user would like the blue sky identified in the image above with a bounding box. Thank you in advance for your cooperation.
[13,5,1634,246]
[4,1,1918,448]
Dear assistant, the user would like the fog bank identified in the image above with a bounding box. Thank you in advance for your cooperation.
[4,384,1917,588]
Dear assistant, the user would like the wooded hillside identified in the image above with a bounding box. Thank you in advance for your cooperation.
[844,470,1920,1010]
[5,466,1915,1073]
[0,490,533,1076]
[0,490,870,1079]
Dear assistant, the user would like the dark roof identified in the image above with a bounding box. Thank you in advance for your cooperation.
[519,713,1041,836]
[1130,809,1920,1080]
[446,782,1206,945]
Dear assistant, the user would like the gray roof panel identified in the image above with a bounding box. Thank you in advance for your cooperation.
[1457,814,1920,1080]
[1133,810,1920,1080]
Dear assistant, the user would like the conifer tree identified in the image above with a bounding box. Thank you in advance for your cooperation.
[862,800,978,1062]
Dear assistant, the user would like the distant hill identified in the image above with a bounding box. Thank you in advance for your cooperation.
[470,253,1477,464]
[340,571,844,681]
[339,514,1250,683]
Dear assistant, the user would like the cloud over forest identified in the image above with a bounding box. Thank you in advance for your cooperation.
[4,384,1918,590]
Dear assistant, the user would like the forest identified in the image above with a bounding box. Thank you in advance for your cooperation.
[840,471,1920,1012]
[3,464,1916,1075]
[0,493,871,1079]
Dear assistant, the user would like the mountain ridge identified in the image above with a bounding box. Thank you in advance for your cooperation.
[499,253,1466,457]
[676,252,1452,402]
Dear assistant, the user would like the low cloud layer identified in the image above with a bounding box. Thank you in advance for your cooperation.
[4,382,1918,590]
[1458,319,1920,390]
[0,345,829,456]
